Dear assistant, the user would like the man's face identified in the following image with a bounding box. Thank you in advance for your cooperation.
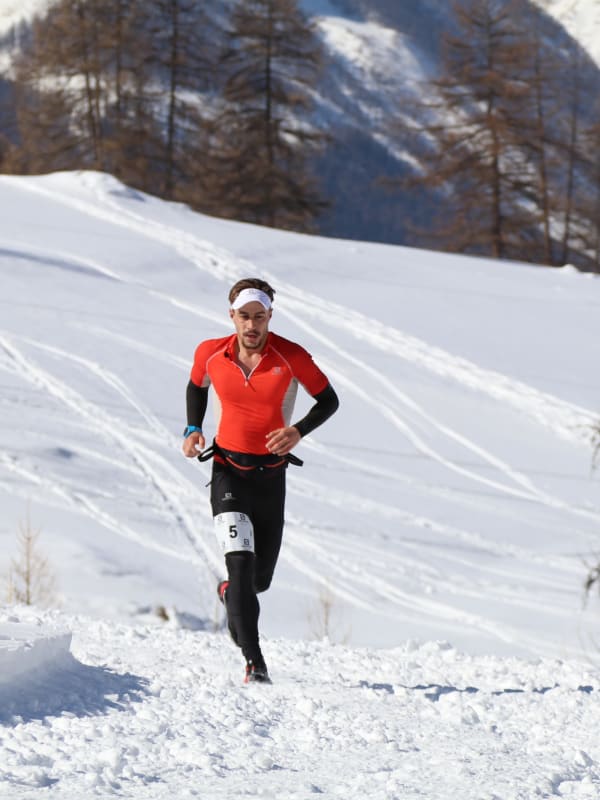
[230,301,272,351]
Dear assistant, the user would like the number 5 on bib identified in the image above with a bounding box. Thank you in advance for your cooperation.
[214,511,255,554]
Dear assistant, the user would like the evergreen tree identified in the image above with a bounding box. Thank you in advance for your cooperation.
[401,0,540,259]
[572,108,600,272]
[555,47,586,266]
[518,31,559,264]
[505,25,589,266]
[99,0,164,191]
[7,0,217,200]
[10,0,148,176]
[386,0,583,264]
[145,0,216,200]
[206,0,328,231]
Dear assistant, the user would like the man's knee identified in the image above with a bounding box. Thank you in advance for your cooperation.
[254,575,272,594]
[254,561,277,593]
[226,551,272,593]
[226,550,254,585]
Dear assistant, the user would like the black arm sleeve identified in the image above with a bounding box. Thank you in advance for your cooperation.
[186,380,209,428]
[292,383,339,438]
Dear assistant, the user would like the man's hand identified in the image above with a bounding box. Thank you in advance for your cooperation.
[265,426,301,456]
[182,431,206,457]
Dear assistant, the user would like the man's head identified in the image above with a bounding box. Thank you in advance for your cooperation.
[229,278,275,352]
[229,278,275,308]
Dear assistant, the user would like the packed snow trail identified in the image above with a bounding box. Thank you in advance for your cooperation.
[1,609,600,800]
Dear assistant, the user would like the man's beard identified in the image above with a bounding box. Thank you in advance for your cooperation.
[243,331,263,349]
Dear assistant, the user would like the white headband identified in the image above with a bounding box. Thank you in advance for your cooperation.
[231,288,272,310]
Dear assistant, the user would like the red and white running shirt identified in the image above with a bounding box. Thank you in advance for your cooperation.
[190,332,329,454]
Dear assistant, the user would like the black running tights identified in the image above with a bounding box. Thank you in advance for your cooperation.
[210,460,286,664]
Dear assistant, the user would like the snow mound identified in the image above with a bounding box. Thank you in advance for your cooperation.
[0,619,71,686]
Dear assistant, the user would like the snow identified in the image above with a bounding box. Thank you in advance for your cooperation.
[0,0,50,37]
[535,0,600,66]
[0,620,71,685]
[1,606,600,798]
[1,169,600,796]
[310,11,430,163]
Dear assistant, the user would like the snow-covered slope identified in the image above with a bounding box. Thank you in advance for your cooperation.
[2,169,600,664]
[2,170,600,797]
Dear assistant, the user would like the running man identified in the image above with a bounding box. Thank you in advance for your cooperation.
[182,278,339,683]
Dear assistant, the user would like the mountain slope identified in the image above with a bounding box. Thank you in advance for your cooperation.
[2,1,599,249]
[1,170,600,664]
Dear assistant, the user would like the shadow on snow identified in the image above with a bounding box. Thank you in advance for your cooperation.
[0,653,150,725]
[358,680,595,702]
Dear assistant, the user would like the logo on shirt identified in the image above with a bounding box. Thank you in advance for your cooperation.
[222,492,236,502]
[271,367,283,375]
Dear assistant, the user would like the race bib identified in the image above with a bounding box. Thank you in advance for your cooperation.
[214,511,255,554]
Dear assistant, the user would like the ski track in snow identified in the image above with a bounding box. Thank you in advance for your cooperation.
[313,350,556,505]
[1,173,598,655]
[288,472,582,587]
[282,512,570,658]
[72,323,191,371]
[272,279,597,443]
[82,179,600,527]
[0,332,220,580]
[8,172,595,445]
[0,450,194,566]
[21,173,594,504]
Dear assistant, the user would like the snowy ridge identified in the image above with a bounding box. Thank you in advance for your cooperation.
[0,608,599,798]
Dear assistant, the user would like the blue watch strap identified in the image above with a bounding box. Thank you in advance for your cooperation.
[183,425,203,437]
